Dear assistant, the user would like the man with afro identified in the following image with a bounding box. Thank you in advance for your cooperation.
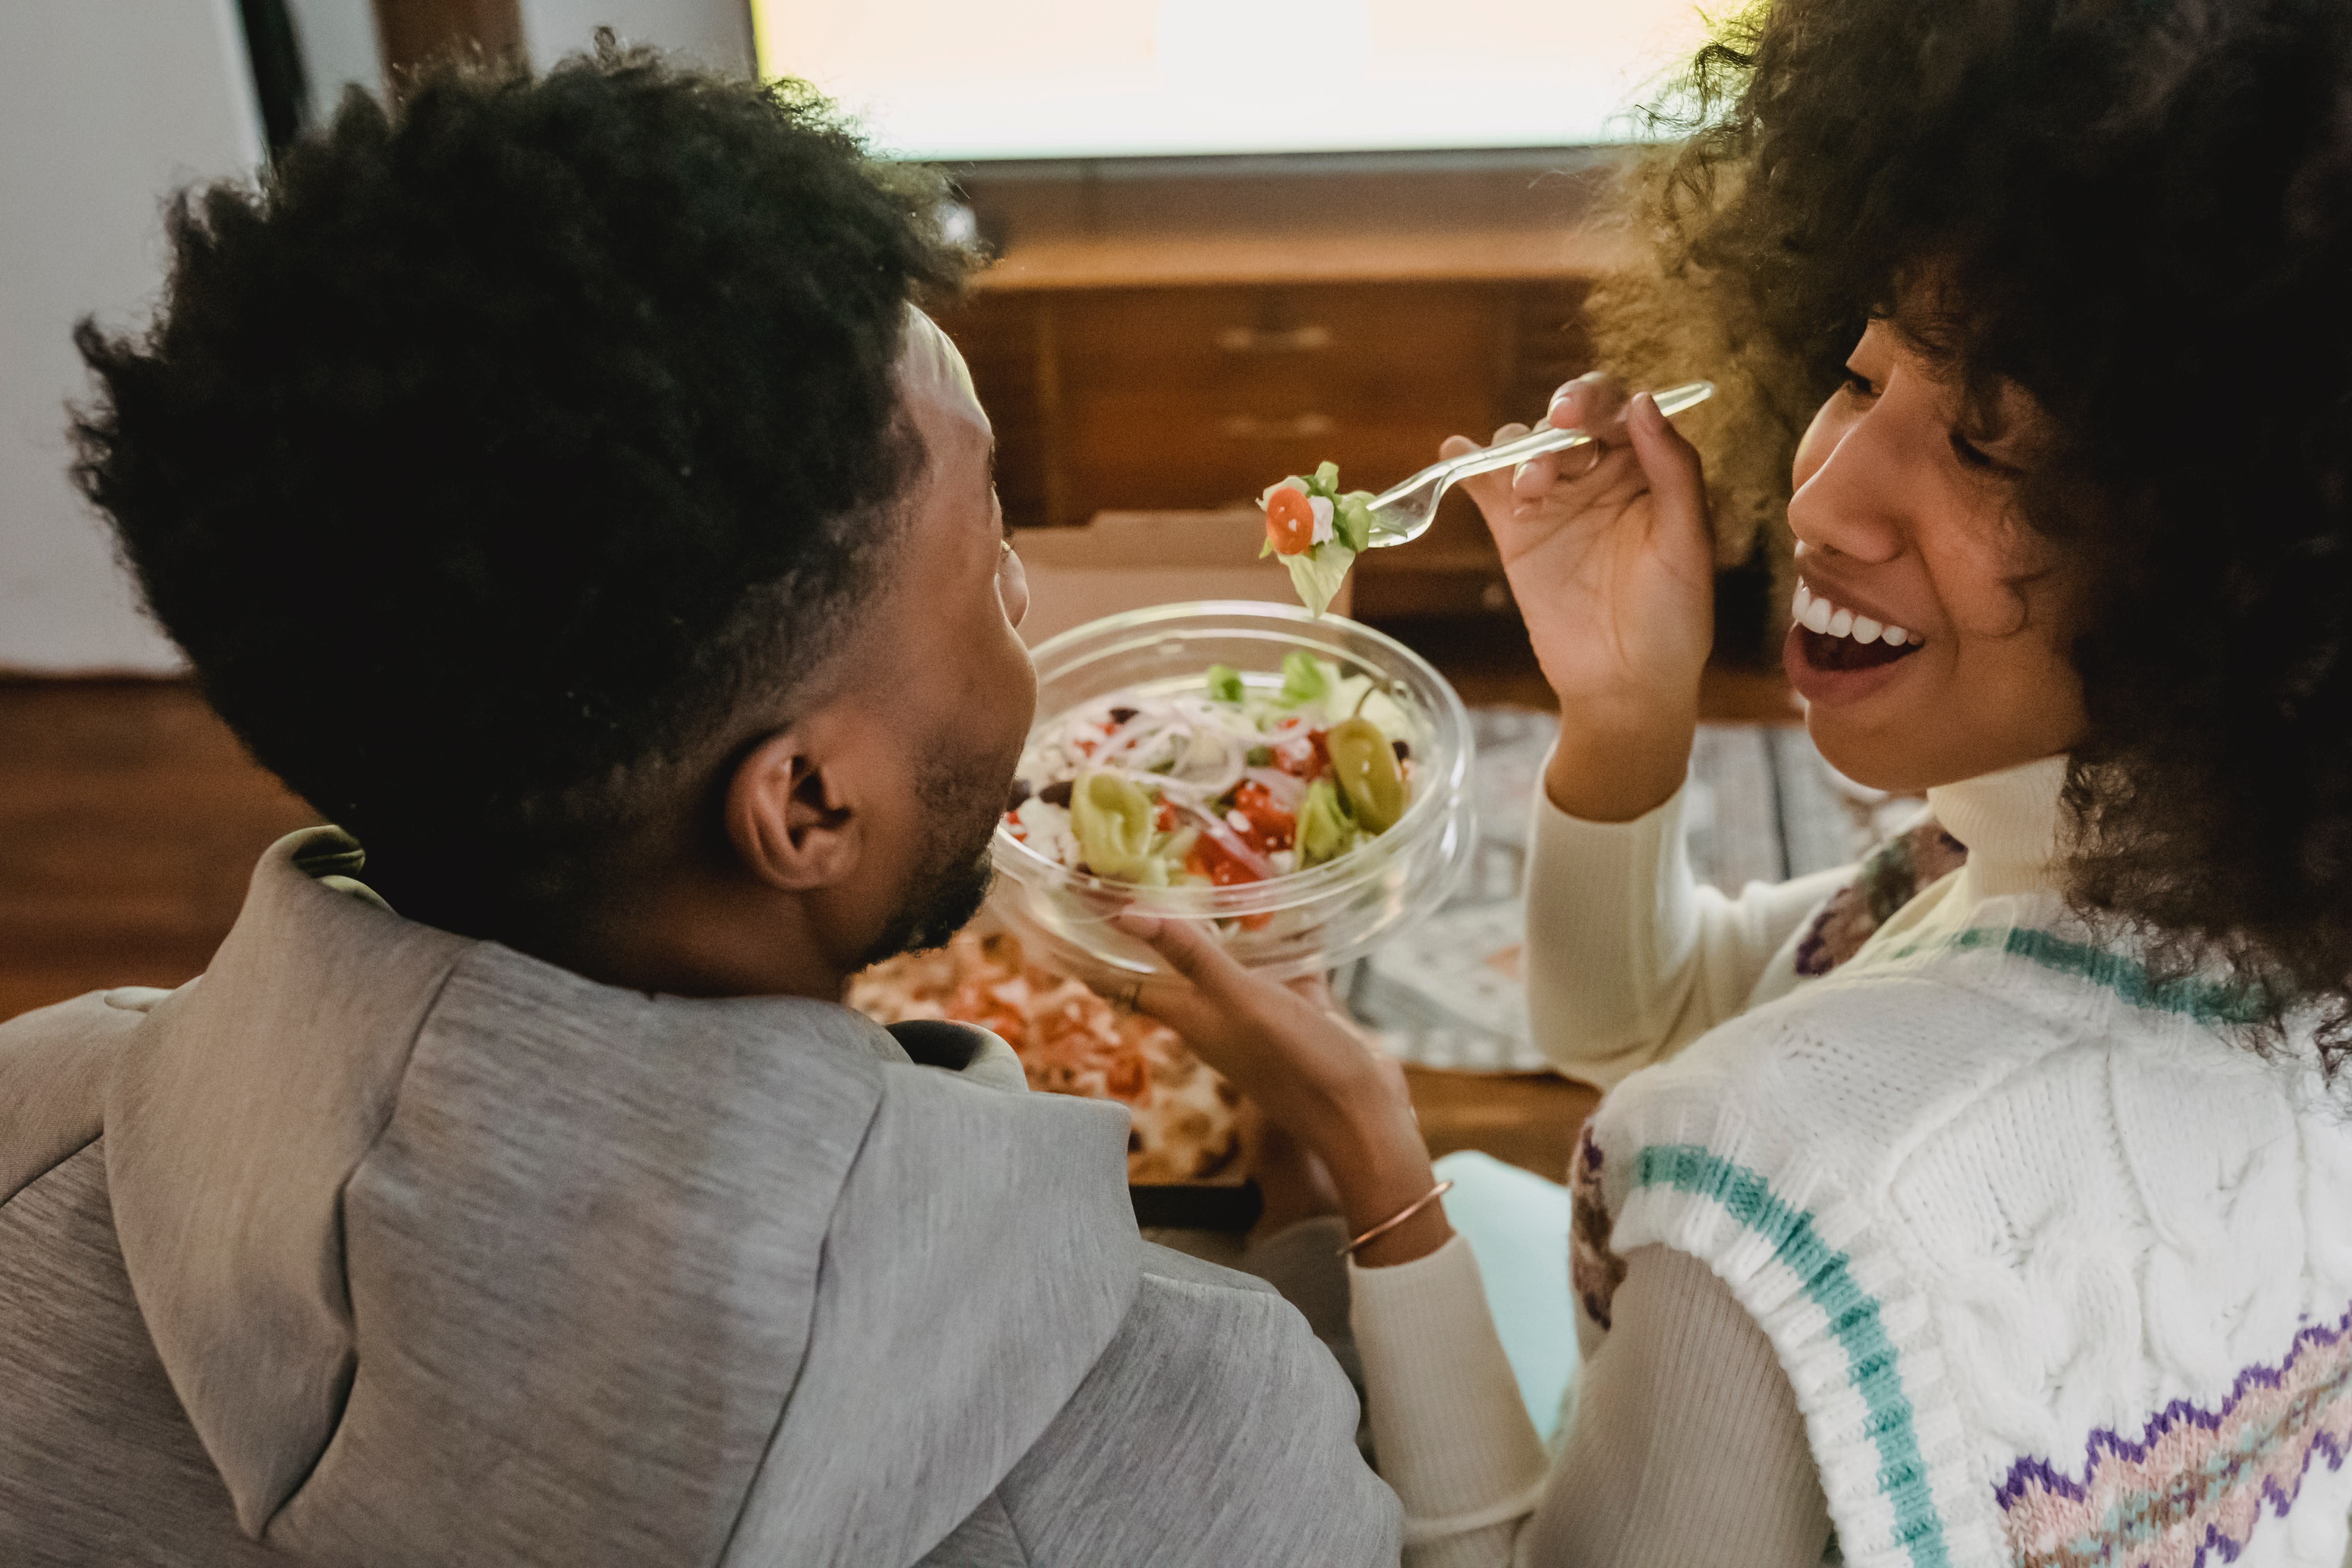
[0,45,1399,1567]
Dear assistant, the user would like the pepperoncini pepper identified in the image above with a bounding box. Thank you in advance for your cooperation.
[1070,771,1160,882]
[1325,717,1408,833]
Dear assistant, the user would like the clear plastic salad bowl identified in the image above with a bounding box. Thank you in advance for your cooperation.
[989,601,1477,983]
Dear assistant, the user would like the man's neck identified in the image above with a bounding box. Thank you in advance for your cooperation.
[374,868,848,1003]
[543,875,851,1001]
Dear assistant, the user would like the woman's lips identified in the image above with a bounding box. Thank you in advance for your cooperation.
[1782,576,1925,707]
[1783,621,1922,706]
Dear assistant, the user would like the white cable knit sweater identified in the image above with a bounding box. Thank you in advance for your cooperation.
[1352,753,2352,1568]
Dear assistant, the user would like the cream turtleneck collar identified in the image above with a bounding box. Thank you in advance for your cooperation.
[1842,753,2071,970]
[1923,752,2071,898]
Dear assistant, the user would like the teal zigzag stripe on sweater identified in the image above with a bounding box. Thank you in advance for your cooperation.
[1883,926,2263,1026]
[1630,1145,1952,1568]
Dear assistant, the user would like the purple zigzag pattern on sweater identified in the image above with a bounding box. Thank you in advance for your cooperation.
[1567,1126,1622,1330]
[1994,1305,2352,1568]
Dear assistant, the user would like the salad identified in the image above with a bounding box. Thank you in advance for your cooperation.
[1002,650,1416,892]
[1260,462,1375,616]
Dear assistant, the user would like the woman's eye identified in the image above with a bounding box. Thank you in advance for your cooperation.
[1841,368,1878,399]
[1948,430,1996,470]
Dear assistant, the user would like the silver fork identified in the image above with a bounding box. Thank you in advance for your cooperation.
[1361,380,1716,546]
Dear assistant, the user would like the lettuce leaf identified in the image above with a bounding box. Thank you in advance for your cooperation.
[1332,492,1375,553]
[1278,648,1332,706]
[1205,664,1245,703]
[1281,543,1356,618]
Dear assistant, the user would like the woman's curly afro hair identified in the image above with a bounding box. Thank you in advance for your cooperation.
[1625,0,2352,1062]
[72,44,968,931]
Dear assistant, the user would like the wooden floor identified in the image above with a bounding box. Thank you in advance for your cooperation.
[1,619,1769,1176]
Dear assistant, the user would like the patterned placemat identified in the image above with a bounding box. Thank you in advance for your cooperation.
[1343,711,1922,1073]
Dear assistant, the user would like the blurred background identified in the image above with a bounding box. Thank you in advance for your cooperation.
[2,3,1814,1167]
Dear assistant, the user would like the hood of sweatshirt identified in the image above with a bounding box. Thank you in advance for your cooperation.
[56,826,1137,1566]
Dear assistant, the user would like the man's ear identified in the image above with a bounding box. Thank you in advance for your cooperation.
[723,728,861,892]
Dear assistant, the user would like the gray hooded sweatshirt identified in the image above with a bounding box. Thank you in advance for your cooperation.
[0,828,1400,1566]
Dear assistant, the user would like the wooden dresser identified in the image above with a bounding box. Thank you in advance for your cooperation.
[935,151,1634,620]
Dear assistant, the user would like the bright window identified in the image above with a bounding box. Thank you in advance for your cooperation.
[750,0,1720,160]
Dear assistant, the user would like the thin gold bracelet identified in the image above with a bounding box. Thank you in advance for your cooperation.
[1336,1179,1454,1258]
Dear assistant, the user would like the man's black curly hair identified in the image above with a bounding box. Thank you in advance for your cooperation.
[72,46,968,932]
[1639,0,2352,1060]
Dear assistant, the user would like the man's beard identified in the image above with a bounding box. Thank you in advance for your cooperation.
[856,753,1005,969]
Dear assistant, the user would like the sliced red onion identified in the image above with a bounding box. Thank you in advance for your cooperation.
[1176,731,1246,800]
[1242,766,1306,812]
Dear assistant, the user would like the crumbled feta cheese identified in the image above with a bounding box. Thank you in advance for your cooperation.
[1014,797,1080,866]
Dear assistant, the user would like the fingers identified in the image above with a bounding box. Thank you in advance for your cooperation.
[1116,911,1273,1041]
[1479,421,1570,500]
[1517,375,1632,500]
[1549,372,1632,441]
[1117,912,1249,993]
[1627,390,1710,544]
[1574,442,1644,503]
[1451,382,1661,538]
[1112,916,1393,1141]
[1452,422,1528,517]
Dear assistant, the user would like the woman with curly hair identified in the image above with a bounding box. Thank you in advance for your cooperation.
[1125,0,2352,1563]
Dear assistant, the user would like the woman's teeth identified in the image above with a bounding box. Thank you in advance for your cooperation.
[1793,583,1911,646]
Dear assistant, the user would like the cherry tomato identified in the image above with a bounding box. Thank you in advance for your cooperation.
[1229,780,1296,855]
[1185,836,1261,887]
[1265,486,1316,555]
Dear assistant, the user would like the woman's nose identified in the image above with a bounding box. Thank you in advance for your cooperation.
[1788,407,1905,566]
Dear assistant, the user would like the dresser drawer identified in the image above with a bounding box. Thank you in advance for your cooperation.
[1054,283,1498,389]
[1060,399,1474,517]
[1054,283,1498,517]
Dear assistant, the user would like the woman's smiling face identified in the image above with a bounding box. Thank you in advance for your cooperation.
[1783,316,2088,792]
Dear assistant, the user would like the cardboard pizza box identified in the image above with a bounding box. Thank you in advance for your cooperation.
[1012,508,1350,646]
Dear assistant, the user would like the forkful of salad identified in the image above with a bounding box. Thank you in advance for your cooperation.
[1258,379,1715,615]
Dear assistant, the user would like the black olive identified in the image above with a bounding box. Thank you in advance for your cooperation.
[1392,739,1412,761]
[1039,779,1075,808]
[1109,705,1140,725]
[1006,777,1032,812]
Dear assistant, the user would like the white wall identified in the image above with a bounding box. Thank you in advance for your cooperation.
[0,1,750,673]
[0,2,264,673]
[283,0,385,124]
[521,0,755,74]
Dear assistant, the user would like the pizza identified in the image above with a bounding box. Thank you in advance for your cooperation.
[848,925,1244,1185]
